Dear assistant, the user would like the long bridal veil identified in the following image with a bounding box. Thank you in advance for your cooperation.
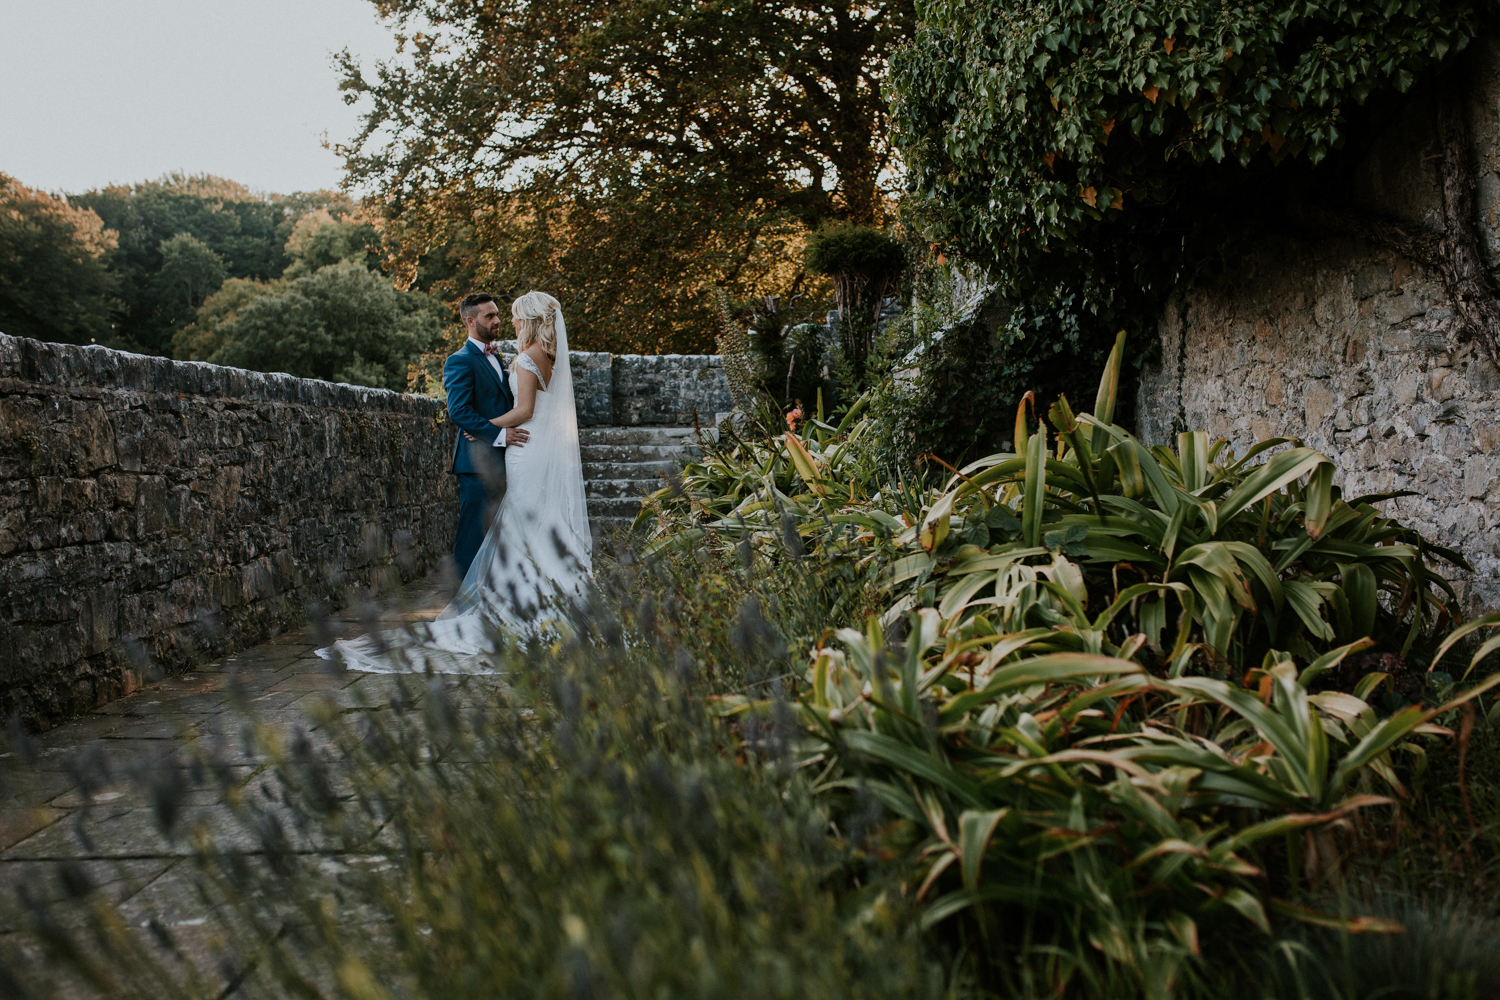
[452,306,593,627]
[320,303,594,673]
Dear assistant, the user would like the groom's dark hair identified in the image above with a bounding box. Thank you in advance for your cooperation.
[459,293,495,319]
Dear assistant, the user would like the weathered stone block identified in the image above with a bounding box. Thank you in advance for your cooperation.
[1353,264,1393,299]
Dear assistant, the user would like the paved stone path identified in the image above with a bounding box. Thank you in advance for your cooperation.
[0,575,452,990]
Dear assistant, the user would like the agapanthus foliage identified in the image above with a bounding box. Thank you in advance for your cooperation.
[638,335,1500,990]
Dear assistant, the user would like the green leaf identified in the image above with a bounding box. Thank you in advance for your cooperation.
[1219,541,1284,612]
[817,777,923,822]
[1091,330,1126,452]
[1270,899,1405,934]
[1166,676,1319,798]
[1177,542,1256,609]
[1298,638,1376,688]
[1431,613,1500,674]
[1022,430,1047,549]
[1222,887,1271,933]
[938,571,995,619]
[921,884,1053,929]
[1178,430,1210,491]
[1217,448,1330,525]
[1304,462,1335,538]
[1126,439,1181,515]
[959,808,1008,890]
[982,653,1144,695]
[840,730,990,809]
[1283,580,1335,641]
[1108,438,1148,500]
[1337,562,1377,643]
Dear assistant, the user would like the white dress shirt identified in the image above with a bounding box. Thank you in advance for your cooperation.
[467,337,508,447]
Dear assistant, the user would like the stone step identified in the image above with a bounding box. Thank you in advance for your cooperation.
[589,516,638,539]
[581,443,698,464]
[581,460,679,481]
[587,496,649,518]
[578,426,706,446]
[580,426,708,529]
[586,478,667,499]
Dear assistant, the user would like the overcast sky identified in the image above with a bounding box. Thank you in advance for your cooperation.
[0,0,401,196]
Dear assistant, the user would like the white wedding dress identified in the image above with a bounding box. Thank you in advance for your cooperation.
[318,312,594,673]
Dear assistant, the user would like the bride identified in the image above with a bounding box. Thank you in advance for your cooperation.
[320,291,593,672]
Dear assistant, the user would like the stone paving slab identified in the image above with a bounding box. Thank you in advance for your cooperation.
[0,857,175,933]
[0,574,453,993]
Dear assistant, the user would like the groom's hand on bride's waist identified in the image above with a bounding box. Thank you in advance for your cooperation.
[465,428,528,446]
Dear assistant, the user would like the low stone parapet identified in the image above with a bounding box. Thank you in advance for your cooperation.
[492,342,733,426]
[0,333,455,729]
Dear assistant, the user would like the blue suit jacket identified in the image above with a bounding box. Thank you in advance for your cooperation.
[444,341,516,474]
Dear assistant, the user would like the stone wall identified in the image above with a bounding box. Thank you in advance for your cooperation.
[1136,45,1500,616]
[573,351,615,426]
[1138,244,1500,615]
[0,334,455,730]
[611,354,732,426]
[495,342,733,426]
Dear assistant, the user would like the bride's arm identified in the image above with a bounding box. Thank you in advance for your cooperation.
[489,369,539,428]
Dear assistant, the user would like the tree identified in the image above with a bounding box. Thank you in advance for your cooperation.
[72,175,357,356]
[804,225,906,383]
[337,0,913,352]
[283,208,382,279]
[0,173,120,345]
[889,0,1485,312]
[174,261,444,391]
[156,232,227,329]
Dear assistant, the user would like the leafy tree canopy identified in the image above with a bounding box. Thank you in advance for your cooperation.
[337,0,913,352]
[174,260,445,391]
[0,173,120,345]
[283,208,382,279]
[72,174,360,356]
[155,232,227,330]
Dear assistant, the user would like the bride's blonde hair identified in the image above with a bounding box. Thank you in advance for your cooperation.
[511,291,561,356]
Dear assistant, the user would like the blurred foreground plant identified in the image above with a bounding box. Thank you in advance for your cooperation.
[3,555,940,1000]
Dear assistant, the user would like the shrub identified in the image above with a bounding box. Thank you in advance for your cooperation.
[804,226,908,385]
[2,555,940,1000]
[174,261,445,391]
[641,333,1500,994]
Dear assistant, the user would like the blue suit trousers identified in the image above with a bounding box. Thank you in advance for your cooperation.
[454,472,503,580]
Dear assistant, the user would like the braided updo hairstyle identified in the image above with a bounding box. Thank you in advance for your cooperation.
[511,291,561,357]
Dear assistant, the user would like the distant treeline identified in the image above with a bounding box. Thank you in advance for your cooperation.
[0,173,447,391]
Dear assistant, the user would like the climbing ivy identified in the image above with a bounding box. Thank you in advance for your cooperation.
[891,0,1484,277]
[884,0,1490,454]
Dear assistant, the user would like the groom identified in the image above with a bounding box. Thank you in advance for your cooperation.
[445,293,529,579]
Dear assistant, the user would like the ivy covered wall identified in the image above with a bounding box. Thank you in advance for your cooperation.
[1137,40,1500,616]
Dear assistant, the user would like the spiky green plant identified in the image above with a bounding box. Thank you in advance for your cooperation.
[641,331,1500,995]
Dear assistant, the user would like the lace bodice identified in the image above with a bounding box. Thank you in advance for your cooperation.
[513,352,548,391]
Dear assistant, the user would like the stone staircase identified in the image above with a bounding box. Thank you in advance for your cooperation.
[582,426,708,537]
